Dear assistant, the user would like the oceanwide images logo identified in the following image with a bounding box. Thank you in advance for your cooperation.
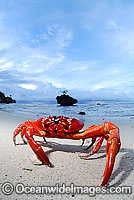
[1,182,132,196]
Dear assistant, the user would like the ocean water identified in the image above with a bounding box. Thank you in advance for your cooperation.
[0,101,134,126]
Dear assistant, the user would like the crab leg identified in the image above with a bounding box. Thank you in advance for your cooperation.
[101,128,121,186]
[13,124,24,145]
[21,127,27,144]
[79,136,104,158]
[80,139,85,146]
[25,127,53,167]
[80,125,96,148]
[72,121,121,186]
[43,137,48,143]
[84,136,97,150]
[43,137,52,147]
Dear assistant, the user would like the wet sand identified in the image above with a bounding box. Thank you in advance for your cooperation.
[0,111,134,200]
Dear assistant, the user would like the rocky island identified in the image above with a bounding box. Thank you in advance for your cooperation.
[0,91,16,104]
[56,90,77,106]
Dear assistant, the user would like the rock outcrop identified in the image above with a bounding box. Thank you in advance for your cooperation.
[0,91,16,104]
[78,112,86,115]
[56,94,77,106]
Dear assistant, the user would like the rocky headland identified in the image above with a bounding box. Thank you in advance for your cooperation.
[0,91,16,104]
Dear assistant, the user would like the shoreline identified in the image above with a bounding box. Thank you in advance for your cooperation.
[0,111,134,199]
[1,101,134,124]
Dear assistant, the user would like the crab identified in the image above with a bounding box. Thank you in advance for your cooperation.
[13,116,121,186]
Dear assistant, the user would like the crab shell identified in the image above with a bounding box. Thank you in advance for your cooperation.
[38,116,84,134]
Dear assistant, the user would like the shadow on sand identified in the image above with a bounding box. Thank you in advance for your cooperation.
[36,140,134,187]
[17,139,134,187]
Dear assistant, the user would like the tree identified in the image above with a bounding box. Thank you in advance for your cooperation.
[61,90,68,95]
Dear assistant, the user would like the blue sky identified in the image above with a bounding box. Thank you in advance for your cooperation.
[1,0,134,101]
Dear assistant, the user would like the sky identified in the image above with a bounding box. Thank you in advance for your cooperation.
[1,0,134,101]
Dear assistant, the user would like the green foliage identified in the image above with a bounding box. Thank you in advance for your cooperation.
[61,90,68,95]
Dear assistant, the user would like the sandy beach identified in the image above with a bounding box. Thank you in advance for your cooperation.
[0,111,134,200]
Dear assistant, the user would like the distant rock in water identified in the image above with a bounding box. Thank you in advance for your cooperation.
[78,112,86,115]
[56,94,77,106]
[0,91,16,104]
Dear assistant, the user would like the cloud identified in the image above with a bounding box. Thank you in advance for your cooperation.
[0,61,13,71]
[19,84,37,90]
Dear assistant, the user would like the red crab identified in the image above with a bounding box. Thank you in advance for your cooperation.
[13,116,121,186]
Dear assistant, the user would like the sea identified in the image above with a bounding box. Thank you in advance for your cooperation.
[0,100,134,126]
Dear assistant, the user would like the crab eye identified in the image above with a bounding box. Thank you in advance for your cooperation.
[55,118,59,122]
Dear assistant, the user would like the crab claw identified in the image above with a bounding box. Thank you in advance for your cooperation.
[101,138,121,186]
[69,118,84,132]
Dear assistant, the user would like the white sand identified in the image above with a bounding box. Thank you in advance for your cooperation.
[0,111,134,200]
